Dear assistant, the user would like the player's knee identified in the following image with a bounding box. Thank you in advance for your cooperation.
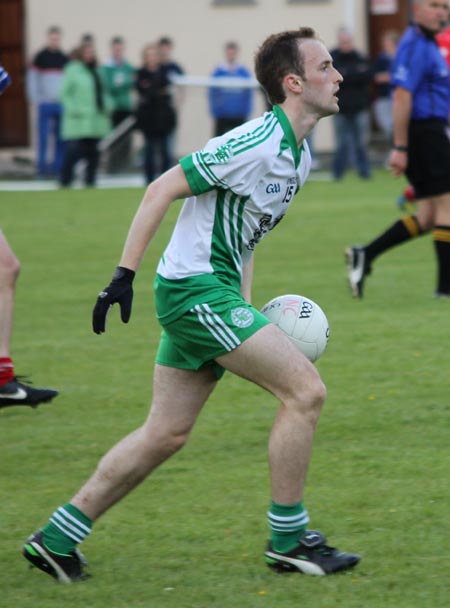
[0,255,21,285]
[11,257,21,281]
[285,370,326,417]
[163,430,190,455]
[144,423,191,458]
[304,375,327,412]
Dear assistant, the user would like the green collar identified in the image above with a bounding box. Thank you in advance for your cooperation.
[272,105,302,168]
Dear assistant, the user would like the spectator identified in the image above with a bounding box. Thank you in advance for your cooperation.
[135,43,176,184]
[101,36,135,172]
[157,36,184,84]
[158,36,185,162]
[26,26,68,178]
[437,24,450,68]
[330,28,372,180]
[81,33,95,46]
[306,131,320,170]
[208,41,253,136]
[59,42,111,188]
[373,30,399,138]
[101,37,135,129]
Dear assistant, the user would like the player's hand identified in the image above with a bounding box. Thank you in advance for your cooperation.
[389,149,408,177]
[92,266,135,334]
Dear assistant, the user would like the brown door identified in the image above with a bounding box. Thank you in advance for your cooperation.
[367,0,412,58]
[0,0,28,147]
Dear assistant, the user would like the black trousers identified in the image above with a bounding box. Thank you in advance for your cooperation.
[60,138,100,187]
[214,117,245,137]
[106,110,133,173]
[143,134,171,184]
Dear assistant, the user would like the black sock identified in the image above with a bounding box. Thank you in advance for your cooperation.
[433,226,450,294]
[365,215,422,263]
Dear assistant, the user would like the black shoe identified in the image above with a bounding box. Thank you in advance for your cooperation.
[0,377,58,409]
[265,530,360,576]
[434,291,450,299]
[345,246,371,298]
[23,531,89,583]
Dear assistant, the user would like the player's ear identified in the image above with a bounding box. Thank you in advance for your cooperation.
[285,74,303,94]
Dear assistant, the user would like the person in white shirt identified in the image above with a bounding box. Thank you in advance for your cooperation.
[23,27,360,582]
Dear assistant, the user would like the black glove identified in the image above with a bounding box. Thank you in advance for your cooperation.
[92,266,135,334]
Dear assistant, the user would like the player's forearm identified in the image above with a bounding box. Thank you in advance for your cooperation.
[119,193,170,272]
[119,166,192,272]
[392,87,412,148]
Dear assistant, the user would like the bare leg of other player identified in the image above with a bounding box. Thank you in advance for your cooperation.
[0,231,21,357]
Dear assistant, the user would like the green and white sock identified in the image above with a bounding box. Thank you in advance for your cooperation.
[268,500,309,553]
[42,503,92,555]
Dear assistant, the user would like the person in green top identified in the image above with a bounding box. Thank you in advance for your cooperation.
[101,36,135,123]
[100,37,135,173]
[59,41,111,187]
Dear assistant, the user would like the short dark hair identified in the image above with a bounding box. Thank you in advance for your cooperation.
[254,28,317,105]
[158,37,173,47]
[47,26,61,35]
[111,36,124,45]
[81,33,94,44]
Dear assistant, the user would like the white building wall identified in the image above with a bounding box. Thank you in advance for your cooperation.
[25,0,368,156]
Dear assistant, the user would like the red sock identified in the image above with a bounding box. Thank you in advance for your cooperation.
[0,357,14,386]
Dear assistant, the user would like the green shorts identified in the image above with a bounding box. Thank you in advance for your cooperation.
[155,292,270,379]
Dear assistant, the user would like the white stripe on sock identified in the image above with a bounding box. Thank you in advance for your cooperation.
[268,510,309,523]
[50,516,84,544]
[58,506,91,535]
[268,511,310,532]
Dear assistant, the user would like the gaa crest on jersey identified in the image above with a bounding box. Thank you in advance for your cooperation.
[231,307,254,328]
[210,144,233,164]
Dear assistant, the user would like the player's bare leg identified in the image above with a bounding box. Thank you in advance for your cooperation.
[0,231,20,357]
[0,234,58,408]
[71,364,217,520]
[217,323,325,504]
[433,192,450,225]
[415,197,436,231]
[23,365,216,581]
[217,323,360,574]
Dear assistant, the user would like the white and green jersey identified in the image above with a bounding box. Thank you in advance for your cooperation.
[155,105,311,324]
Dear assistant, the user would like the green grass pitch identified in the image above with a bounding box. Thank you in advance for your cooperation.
[0,171,448,607]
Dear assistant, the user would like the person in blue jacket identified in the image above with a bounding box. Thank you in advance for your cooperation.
[208,41,253,136]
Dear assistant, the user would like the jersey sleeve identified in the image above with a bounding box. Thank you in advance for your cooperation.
[180,132,271,197]
[391,38,426,93]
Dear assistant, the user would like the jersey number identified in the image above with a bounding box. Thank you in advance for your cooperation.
[282,185,295,204]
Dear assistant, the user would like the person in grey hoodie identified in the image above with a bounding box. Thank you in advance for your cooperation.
[27,26,68,177]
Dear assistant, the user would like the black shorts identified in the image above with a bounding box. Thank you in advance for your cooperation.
[406,119,450,199]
